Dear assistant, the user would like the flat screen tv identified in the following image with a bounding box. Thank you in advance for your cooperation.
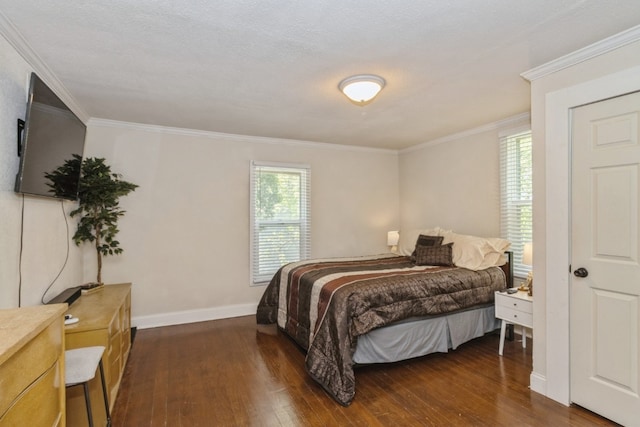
[15,72,86,200]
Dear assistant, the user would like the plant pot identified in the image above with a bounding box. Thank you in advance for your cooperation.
[81,282,104,295]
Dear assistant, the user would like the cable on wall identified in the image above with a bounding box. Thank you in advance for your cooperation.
[18,194,25,307]
[40,200,72,304]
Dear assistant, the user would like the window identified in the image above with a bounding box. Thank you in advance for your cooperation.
[250,162,310,285]
[500,128,532,278]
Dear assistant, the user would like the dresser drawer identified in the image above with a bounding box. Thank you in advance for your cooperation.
[0,359,62,427]
[0,320,60,415]
[496,305,533,328]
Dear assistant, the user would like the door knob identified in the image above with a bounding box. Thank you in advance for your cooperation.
[574,267,589,278]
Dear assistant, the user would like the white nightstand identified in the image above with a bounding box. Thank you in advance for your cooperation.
[495,290,533,356]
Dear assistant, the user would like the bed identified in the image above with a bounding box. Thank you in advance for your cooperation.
[256,228,512,406]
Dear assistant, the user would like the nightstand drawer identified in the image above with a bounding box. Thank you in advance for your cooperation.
[495,293,533,314]
[495,305,533,328]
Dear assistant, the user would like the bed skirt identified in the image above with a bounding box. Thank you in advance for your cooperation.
[353,304,499,364]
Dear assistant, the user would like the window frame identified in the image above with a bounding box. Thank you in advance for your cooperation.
[249,161,311,286]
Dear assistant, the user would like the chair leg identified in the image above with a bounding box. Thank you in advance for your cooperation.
[98,359,111,427]
[83,382,94,427]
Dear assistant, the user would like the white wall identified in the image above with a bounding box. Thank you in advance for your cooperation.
[0,34,84,309]
[398,114,529,237]
[527,37,640,404]
[83,121,399,328]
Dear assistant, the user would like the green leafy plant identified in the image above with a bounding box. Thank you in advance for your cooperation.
[48,155,138,284]
[44,154,82,200]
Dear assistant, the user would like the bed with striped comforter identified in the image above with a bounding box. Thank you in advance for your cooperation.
[256,254,507,406]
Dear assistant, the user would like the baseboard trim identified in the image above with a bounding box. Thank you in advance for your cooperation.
[133,303,258,330]
[529,371,547,397]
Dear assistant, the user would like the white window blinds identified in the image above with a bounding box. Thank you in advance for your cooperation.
[499,129,532,278]
[250,162,311,285]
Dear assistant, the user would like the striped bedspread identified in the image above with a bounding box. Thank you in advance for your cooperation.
[256,254,507,406]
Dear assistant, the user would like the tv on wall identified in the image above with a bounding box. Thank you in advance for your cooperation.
[14,72,86,200]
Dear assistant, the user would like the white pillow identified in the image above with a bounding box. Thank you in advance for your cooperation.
[484,237,511,267]
[397,228,510,270]
[440,231,511,270]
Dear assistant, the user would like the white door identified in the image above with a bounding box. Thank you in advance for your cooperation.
[571,91,640,426]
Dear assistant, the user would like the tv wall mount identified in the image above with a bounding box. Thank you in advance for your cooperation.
[17,118,24,157]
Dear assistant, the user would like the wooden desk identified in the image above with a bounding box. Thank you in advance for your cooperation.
[64,283,131,427]
[0,304,67,427]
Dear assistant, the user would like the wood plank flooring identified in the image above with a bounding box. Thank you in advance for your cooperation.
[111,316,618,426]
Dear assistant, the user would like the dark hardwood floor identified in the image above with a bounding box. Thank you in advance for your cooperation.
[111,316,617,426]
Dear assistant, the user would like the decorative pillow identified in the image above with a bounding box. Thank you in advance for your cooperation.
[416,234,444,247]
[415,243,454,266]
[410,234,444,260]
[397,227,448,256]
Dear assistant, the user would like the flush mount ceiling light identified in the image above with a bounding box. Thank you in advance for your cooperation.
[338,74,385,106]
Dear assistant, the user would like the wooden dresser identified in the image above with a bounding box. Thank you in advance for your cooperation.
[64,283,131,427]
[0,304,67,427]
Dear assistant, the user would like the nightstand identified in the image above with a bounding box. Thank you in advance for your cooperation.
[495,290,533,355]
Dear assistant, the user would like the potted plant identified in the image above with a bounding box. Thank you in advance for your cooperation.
[47,155,138,285]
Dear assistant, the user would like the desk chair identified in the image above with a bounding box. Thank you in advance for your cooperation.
[65,346,111,427]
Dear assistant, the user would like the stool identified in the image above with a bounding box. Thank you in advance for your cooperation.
[65,346,111,427]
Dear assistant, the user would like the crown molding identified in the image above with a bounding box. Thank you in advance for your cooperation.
[0,10,90,123]
[522,24,640,82]
[400,112,530,154]
[87,118,399,155]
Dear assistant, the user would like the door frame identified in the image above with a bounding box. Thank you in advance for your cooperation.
[543,65,640,405]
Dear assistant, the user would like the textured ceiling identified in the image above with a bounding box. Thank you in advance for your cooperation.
[1,1,640,150]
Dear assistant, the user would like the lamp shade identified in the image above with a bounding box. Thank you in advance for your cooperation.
[522,242,533,266]
[387,230,399,246]
[339,75,385,105]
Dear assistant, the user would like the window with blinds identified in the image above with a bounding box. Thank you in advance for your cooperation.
[250,162,310,285]
[499,128,532,278]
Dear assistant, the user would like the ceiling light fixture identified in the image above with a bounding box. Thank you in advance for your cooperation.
[338,74,385,106]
